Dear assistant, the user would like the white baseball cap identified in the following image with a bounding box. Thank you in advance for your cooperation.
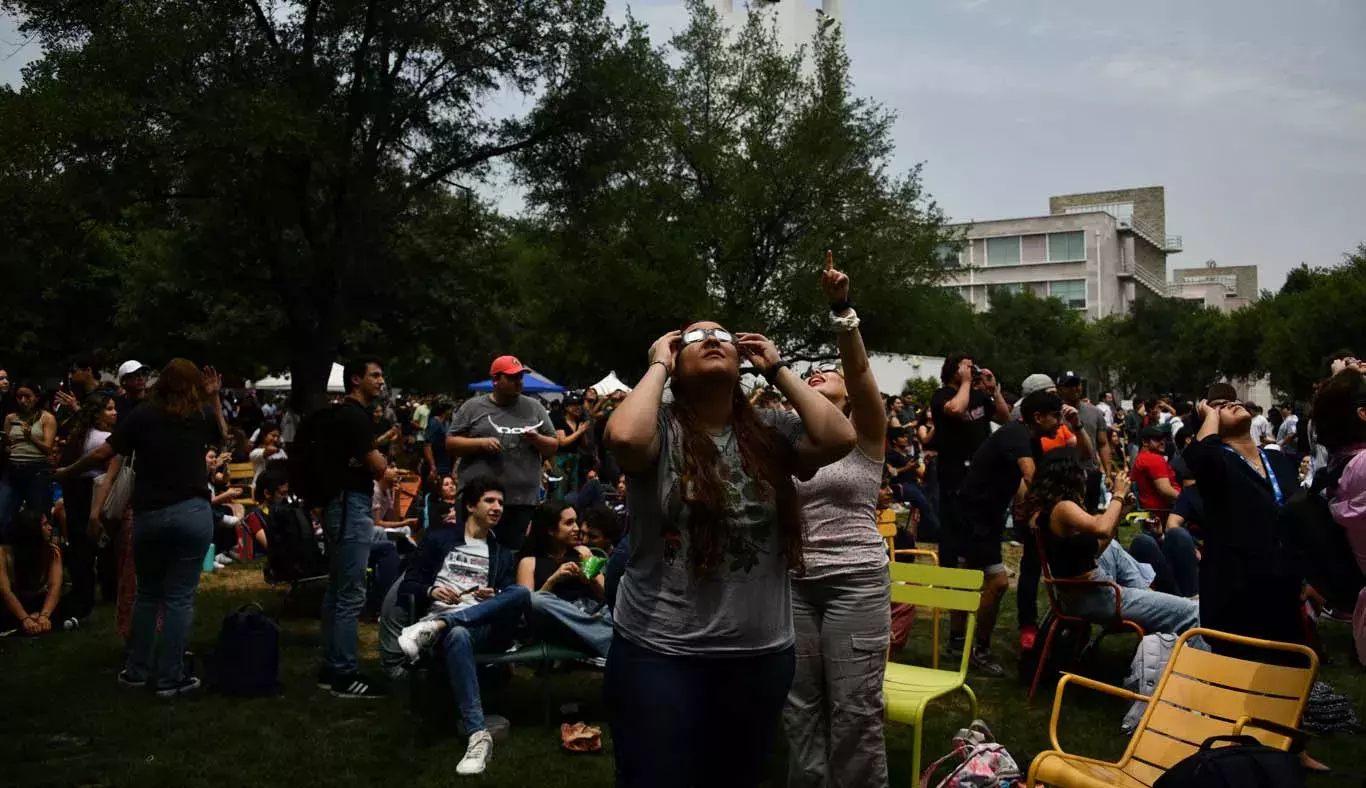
[118,360,150,379]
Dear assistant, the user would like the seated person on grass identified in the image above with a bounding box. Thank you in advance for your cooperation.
[395,476,529,777]
[1026,451,1200,636]
[425,475,461,532]
[1,511,73,634]
[518,501,612,659]
[240,468,292,554]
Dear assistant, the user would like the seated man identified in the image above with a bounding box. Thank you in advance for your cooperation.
[395,476,529,777]
[581,503,623,555]
[1028,453,1199,636]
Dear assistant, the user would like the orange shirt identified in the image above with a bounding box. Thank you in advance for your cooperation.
[1040,424,1075,454]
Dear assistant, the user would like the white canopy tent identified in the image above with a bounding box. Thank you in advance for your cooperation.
[591,371,633,396]
[248,362,346,393]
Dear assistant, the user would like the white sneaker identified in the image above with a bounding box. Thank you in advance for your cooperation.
[222,515,242,527]
[215,553,234,566]
[456,730,494,776]
[397,619,443,662]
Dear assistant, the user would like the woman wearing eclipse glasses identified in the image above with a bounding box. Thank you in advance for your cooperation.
[781,258,892,788]
[603,273,857,788]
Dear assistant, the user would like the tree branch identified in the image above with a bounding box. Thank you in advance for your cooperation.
[302,0,322,61]
[401,132,550,205]
[244,0,281,52]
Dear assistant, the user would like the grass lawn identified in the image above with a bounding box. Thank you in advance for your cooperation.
[3,552,1364,787]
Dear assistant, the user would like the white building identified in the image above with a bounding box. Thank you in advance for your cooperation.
[710,0,843,55]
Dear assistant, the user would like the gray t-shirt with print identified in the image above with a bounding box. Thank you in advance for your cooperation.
[450,394,556,506]
[614,405,805,656]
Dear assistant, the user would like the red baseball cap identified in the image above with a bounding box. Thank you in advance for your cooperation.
[490,355,526,377]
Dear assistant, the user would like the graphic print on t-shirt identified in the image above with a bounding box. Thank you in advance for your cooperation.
[430,541,491,614]
[486,415,547,451]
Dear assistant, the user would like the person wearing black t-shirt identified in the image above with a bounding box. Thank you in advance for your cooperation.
[318,357,399,699]
[57,359,227,697]
[930,353,1009,570]
[946,390,1070,676]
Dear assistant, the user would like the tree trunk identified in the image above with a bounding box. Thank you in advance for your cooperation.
[289,338,337,416]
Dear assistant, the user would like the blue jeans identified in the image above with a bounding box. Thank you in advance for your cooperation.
[1059,542,1199,637]
[607,633,796,788]
[432,585,531,733]
[1129,527,1200,598]
[319,492,374,676]
[124,497,213,690]
[0,463,53,540]
[529,591,613,658]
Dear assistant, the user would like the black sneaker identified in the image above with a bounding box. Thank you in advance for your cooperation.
[330,673,386,700]
[944,637,966,662]
[317,666,336,690]
[155,676,202,698]
[969,646,1006,678]
[117,670,148,689]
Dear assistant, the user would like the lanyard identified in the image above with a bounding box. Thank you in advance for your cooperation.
[1223,445,1284,507]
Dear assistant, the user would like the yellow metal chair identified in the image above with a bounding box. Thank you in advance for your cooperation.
[884,562,984,781]
[1027,627,1318,787]
[226,461,257,504]
[877,509,943,667]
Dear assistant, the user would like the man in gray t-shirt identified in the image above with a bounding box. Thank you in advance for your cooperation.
[448,356,559,549]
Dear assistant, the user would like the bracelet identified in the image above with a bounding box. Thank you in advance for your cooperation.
[648,360,670,377]
[829,308,861,333]
[829,299,852,314]
[762,361,791,384]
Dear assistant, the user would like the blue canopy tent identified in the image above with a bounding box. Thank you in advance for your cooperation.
[467,370,566,394]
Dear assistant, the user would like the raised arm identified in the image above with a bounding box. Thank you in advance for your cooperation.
[942,360,975,419]
[821,261,886,455]
[604,332,679,476]
[1058,471,1131,539]
[738,333,857,479]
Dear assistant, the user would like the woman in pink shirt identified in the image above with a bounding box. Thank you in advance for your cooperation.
[1311,365,1366,662]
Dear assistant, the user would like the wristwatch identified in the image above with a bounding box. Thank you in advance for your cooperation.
[763,361,791,384]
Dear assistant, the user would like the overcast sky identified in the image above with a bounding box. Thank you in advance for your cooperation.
[6,0,1363,290]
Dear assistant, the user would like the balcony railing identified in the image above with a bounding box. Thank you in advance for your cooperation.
[1117,215,1182,253]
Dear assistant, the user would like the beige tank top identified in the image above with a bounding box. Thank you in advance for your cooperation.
[6,415,50,465]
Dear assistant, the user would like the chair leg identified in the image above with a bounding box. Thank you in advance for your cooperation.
[961,683,978,721]
[1028,620,1060,704]
[911,713,924,786]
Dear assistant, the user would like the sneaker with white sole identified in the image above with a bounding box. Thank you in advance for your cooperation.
[398,619,443,662]
[330,673,386,699]
[456,730,494,776]
[117,670,148,689]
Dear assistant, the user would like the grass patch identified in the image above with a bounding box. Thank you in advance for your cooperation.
[2,560,1363,787]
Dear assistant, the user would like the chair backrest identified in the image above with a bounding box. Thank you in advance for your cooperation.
[888,563,983,613]
[876,508,897,560]
[1119,628,1318,786]
[228,462,255,485]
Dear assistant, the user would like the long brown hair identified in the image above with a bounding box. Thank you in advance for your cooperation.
[148,358,205,418]
[670,375,804,577]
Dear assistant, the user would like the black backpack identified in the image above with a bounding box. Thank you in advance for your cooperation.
[289,402,351,508]
[1154,735,1304,788]
[263,502,328,583]
[207,604,279,696]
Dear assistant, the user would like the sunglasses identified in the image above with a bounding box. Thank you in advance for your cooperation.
[1208,400,1245,410]
[802,362,840,379]
[681,328,734,346]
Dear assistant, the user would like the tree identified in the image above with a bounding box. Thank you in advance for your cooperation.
[2,0,612,408]
[970,290,1089,396]
[511,0,954,381]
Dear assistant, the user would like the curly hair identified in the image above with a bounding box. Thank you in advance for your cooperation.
[1021,450,1087,522]
[63,391,115,466]
[670,377,804,577]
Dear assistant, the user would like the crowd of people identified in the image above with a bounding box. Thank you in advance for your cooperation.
[2,255,1365,785]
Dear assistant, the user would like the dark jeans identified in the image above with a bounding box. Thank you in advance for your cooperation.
[1018,538,1042,630]
[1129,527,1199,597]
[62,476,97,619]
[125,498,213,690]
[492,504,535,552]
[607,633,796,788]
[934,489,965,572]
[368,539,399,611]
[0,463,53,541]
[432,585,531,733]
[895,481,940,540]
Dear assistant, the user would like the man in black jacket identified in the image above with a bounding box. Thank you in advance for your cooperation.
[395,476,529,776]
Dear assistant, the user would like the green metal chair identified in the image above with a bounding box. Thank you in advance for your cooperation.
[883,562,984,780]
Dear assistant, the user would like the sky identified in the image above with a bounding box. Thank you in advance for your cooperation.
[5,0,1364,290]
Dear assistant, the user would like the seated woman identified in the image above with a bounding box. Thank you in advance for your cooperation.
[1027,451,1200,636]
[516,500,612,658]
[425,475,460,532]
[1,511,72,634]
[248,425,287,490]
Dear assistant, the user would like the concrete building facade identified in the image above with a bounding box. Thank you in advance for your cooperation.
[939,186,1184,321]
[1171,262,1260,313]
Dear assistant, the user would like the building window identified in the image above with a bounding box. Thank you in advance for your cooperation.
[934,242,962,268]
[989,283,1024,298]
[1047,231,1085,262]
[1047,279,1087,309]
[941,285,970,302]
[985,236,1021,266]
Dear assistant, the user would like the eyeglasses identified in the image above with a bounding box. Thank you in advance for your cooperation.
[1208,400,1245,410]
[681,328,734,346]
